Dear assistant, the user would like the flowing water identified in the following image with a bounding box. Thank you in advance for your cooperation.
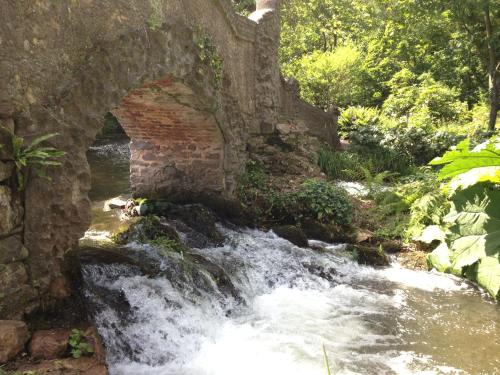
[84,139,500,375]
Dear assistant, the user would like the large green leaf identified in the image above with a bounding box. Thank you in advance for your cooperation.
[430,138,500,180]
[443,184,500,299]
[476,256,500,299]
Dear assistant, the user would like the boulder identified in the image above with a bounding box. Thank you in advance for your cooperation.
[113,216,179,245]
[0,320,29,363]
[351,245,390,267]
[300,219,333,242]
[28,329,71,360]
[0,186,15,236]
[272,225,308,248]
[143,202,224,246]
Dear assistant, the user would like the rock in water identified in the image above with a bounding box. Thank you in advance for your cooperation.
[351,244,390,267]
[0,320,29,363]
[271,225,308,248]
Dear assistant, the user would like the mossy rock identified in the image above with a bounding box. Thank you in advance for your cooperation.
[113,216,179,245]
[272,225,308,248]
[350,244,390,267]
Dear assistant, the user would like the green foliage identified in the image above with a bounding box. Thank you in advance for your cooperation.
[425,137,500,299]
[237,162,352,227]
[195,31,223,90]
[430,138,500,181]
[147,0,163,29]
[231,0,254,15]
[293,179,352,226]
[283,45,369,109]
[0,129,65,190]
[69,329,93,359]
[318,146,412,181]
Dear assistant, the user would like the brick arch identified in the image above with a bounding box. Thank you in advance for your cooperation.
[113,77,226,198]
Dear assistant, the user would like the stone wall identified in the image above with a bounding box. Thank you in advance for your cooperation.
[0,0,339,321]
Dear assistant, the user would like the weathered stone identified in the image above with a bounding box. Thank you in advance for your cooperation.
[0,161,14,182]
[272,225,308,248]
[0,320,29,364]
[0,262,29,291]
[0,284,38,320]
[0,235,28,264]
[28,329,71,360]
[103,197,127,211]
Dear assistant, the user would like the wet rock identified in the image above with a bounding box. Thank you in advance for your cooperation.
[303,263,338,282]
[18,357,108,375]
[0,161,14,182]
[114,216,179,245]
[272,225,308,248]
[0,320,29,364]
[29,329,71,360]
[104,197,127,211]
[0,235,29,264]
[143,202,224,246]
[351,244,390,267]
[380,240,403,254]
[300,219,333,242]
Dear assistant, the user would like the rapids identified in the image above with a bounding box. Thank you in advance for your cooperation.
[82,138,500,375]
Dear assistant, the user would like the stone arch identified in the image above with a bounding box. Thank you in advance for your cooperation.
[18,19,246,306]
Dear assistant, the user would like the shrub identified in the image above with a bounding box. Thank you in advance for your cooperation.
[293,179,352,227]
[283,45,368,109]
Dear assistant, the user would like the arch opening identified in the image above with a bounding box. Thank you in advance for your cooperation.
[113,77,226,200]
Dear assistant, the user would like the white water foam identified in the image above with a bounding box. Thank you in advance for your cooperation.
[82,227,496,375]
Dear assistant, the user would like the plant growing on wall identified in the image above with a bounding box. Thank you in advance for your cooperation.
[1,129,65,190]
[194,30,224,91]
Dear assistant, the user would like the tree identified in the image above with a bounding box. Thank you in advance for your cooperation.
[447,0,499,130]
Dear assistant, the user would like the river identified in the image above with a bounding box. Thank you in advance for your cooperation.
[83,139,500,375]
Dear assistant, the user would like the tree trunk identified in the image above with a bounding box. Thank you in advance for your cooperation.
[484,2,498,131]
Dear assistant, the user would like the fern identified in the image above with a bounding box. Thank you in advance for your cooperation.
[1,128,65,190]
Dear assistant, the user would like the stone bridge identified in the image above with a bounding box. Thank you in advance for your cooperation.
[0,0,338,318]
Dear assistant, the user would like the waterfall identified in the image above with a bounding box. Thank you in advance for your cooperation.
[79,226,499,375]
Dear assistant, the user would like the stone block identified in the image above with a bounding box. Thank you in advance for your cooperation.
[0,320,29,364]
[0,235,28,264]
